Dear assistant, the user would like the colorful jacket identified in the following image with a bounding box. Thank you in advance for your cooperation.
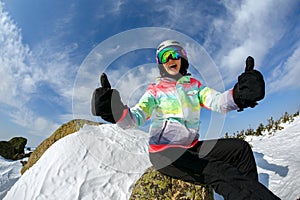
[117,75,238,152]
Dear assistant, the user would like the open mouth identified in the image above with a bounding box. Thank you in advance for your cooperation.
[169,64,177,69]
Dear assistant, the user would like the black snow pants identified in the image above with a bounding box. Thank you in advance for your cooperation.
[149,138,280,200]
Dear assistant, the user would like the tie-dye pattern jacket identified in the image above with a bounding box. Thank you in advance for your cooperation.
[117,75,238,152]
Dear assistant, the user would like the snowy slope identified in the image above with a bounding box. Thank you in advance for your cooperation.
[246,116,300,200]
[0,157,23,199]
[2,117,300,200]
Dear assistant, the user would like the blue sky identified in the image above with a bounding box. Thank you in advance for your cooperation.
[0,0,300,146]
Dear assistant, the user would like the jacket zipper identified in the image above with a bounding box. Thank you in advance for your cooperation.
[175,83,184,118]
[158,120,168,143]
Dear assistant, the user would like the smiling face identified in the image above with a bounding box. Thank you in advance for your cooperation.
[162,58,181,76]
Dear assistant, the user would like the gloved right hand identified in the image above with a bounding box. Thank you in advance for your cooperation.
[91,73,127,123]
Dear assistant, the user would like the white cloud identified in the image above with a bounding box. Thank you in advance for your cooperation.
[152,0,216,36]
[95,0,125,19]
[268,43,300,93]
[9,107,60,137]
[205,0,295,85]
[52,3,76,37]
[146,0,298,93]
[0,3,33,106]
[29,40,78,100]
[0,2,76,139]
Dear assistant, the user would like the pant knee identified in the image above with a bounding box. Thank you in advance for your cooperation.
[230,138,252,153]
[241,140,253,155]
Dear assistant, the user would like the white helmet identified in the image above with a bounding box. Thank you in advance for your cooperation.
[156,40,188,62]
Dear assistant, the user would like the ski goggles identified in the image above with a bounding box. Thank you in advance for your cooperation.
[156,46,183,64]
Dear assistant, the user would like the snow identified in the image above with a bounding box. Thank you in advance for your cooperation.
[0,157,23,199]
[3,125,151,200]
[246,117,300,200]
[1,117,300,200]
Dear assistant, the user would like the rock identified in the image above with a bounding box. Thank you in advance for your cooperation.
[20,160,27,166]
[0,137,28,160]
[9,137,27,154]
[130,166,214,200]
[0,141,15,159]
[21,119,102,174]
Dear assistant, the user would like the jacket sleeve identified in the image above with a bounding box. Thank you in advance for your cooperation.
[117,84,157,129]
[199,86,238,113]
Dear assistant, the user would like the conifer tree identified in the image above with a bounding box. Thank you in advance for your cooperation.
[266,117,275,133]
[256,123,264,136]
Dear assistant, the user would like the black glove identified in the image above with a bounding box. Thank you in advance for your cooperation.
[91,73,127,123]
[233,56,265,112]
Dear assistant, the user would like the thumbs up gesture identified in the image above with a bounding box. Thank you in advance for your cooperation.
[233,56,265,112]
[91,73,127,123]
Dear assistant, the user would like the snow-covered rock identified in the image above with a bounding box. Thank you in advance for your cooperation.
[4,124,151,200]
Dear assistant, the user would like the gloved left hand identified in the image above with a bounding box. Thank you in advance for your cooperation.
[233,56,265,112]
[91,73,127,123]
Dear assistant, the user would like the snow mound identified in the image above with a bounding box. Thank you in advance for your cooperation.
[4,124,151,200]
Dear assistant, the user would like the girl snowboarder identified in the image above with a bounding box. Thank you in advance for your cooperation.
[92,40,280,200]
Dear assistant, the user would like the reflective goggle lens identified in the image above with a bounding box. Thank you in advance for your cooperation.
[157,47,181,64]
